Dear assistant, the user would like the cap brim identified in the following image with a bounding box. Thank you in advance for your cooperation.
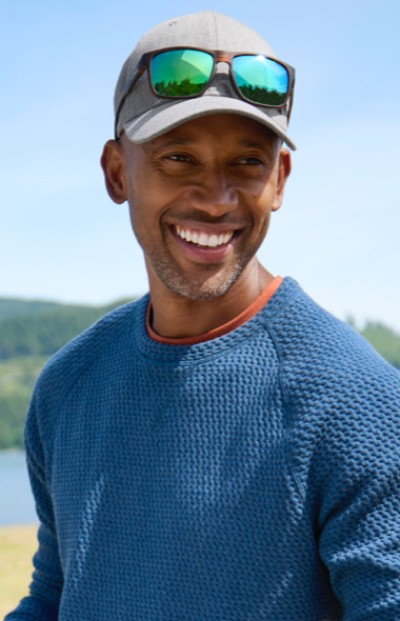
[123,96,297,150]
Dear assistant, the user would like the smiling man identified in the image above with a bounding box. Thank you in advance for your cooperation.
[6,11,400,621]
[102,113,290,337]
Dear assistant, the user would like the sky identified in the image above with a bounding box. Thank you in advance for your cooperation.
[1,0,399,331]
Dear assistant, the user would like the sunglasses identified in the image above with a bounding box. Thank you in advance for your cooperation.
[115,47,295,138]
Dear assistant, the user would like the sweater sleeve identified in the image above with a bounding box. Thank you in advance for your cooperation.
[5,392,63,621]
[316,366,400,620]
[319,462,400,620]
[267,286,400,619]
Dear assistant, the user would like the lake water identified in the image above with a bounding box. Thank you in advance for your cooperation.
[0,451,37,525]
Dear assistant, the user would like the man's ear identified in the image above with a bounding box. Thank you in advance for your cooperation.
[272,148,292,212]
[100,139,127,204]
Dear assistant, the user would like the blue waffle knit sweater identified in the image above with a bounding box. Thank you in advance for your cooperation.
[6,278,400,621]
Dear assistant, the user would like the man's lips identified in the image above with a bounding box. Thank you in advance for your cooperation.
[166,219,245,251]
[174,225,235,248]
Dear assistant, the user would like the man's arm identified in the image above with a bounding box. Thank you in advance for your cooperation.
[318,396,400,620]
[321,464,400,618]
[4,395,63,620]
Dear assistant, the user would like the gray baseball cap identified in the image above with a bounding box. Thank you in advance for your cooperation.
[114,11,296,150]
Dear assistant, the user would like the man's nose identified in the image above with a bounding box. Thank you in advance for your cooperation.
[189,170,239,215]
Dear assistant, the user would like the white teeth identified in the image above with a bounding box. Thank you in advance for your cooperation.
[175,226,234,248]
[198,233,208,246]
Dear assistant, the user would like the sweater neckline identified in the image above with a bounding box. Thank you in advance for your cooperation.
[133,277,295,365]
[146,276,283,346]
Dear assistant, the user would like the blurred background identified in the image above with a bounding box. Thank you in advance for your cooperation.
[2,0,400,326]
[0,0,399,613]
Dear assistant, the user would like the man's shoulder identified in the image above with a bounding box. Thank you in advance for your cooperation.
[264,278,400,474]
[263,277,400,388]
[34,295,147,405]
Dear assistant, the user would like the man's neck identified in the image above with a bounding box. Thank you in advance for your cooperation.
[148,261,274,340]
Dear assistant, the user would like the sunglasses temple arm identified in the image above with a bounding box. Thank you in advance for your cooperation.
[286,77,295,124]
[114,66,146,139]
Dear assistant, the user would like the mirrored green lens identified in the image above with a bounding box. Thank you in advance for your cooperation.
[232,55,289,105]
[151,49,214,96]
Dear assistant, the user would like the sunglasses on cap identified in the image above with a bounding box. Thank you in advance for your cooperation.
[115,47,295,138]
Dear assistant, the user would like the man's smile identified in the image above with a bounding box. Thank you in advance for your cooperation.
[112,113,289,300]
[174,225,235,248]
[167,221,242,265]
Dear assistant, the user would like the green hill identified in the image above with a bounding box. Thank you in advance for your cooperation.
[0,356,48,449]
[0,301,129,360]
[0,297,132,448]
[360,322,400,370]
[0,299,61,321]
[0,296,399,449]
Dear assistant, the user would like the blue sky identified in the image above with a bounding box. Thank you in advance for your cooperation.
[1,0,399,330]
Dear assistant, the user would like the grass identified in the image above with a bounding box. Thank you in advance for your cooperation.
[0,524,38,618]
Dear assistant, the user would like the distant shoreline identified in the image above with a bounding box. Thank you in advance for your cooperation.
[0,523,38,530]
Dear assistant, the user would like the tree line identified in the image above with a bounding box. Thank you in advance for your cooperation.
[0,298,129,449]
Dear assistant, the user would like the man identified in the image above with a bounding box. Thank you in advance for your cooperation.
[6,11,400,621]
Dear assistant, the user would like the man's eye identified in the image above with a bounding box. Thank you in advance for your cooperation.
[238,157,264,166]
[166,154,192,163]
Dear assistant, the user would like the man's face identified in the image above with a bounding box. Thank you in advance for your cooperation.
[103,113,291,301]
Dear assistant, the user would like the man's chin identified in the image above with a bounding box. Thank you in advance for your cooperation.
[161,267,244,302]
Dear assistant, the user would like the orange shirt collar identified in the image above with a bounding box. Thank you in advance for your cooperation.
[146,276,283,345]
